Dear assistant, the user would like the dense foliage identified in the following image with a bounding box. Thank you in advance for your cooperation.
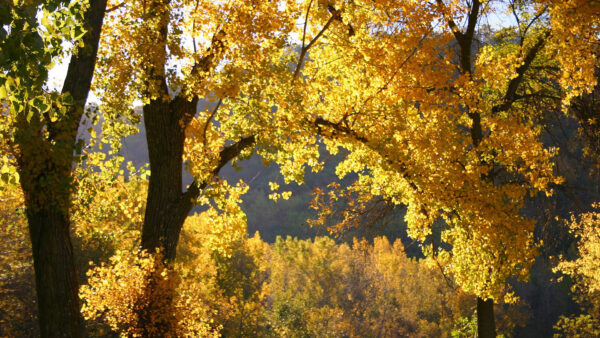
[2,0,600,336]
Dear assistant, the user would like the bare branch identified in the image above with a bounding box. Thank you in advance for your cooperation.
[435,0,463,41]
[181,134,256,203]
[301,0,313,52]
[106,1,125,13]
[523,5,548,37]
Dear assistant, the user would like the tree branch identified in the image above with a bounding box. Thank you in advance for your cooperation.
[464,0,480,46]
[293,9,339,79]
[106,1,125,13]
[202,99,221,148]
[435,0,463,41]
[191,29,226,77]
[300,0,313,53]
[180,135,257,205]
[492,30,550,114]
[59,0,107,140]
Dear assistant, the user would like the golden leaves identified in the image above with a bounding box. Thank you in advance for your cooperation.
[555,205,600,295]
[271,0,579,300]
[80,250,219,337]
[77,0,600,315]
[553,204,600,336]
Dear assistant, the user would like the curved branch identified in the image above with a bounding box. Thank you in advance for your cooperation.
[492,30,550,114]
[180,134,257,205]
[293,9,339,79]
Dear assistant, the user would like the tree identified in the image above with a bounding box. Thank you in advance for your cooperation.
[0,0,107,335]
[265,236,481,337]
[93,1,305,331]
[79,189,264,336]
[19,0,596,335]
[271,1,600,336]
[96,0,302,261]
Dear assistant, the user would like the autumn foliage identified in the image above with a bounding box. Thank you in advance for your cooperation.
[554,205,600,337]
[3,0,600,336]
[78,211,481,337]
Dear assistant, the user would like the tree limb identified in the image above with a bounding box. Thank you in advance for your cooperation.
[180,134,257,205]
[492,30,550,114]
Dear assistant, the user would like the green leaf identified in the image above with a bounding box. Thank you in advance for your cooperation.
[72,26,86,41]
[40,102,50,113]
[41,12,49,27]
[26,108,34,122]
[63,93,74,105]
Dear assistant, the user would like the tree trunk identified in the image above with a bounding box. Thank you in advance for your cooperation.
[140,98,194,261]
[477,297,496,338]
[140,96,257,260]
[25,201,83,337]
[14,0,106,335]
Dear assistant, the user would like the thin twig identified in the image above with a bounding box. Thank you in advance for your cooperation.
[293,7,339,79]
[301,0,313,51]
[191,0,200,54]
[203,98,221,148]
[106,2,126,13]
[524,5,548,37]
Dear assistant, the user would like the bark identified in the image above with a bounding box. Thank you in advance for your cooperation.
[15,0,107,336]
[477,297,496,338]
[138,93,255,335]
[140,96,257,260]
[25,198,83,337]
[140,97,193,260]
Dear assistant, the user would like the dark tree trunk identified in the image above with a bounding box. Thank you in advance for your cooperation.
[477,297,496,338]
[140,95,256,260]
[16,128,84,337]
[138,0,240,262]
[140,97,195,261]
[14,0,106,336]
[135,10,256,333]
[25,199,83,337]
[136,96,202,336]
[138,93,256,334]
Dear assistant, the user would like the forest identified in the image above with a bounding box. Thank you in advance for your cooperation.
[1,0,600,337]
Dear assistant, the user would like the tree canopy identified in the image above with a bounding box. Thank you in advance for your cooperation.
[2,0,600,336]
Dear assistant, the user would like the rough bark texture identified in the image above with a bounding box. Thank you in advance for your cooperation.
[477,297,497,338]
[15,0,106,336]
[25,200,83,337]
[138,0,238,261]
[141,96,257,260]
[140,98,194,260]
[139,93,255,335]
